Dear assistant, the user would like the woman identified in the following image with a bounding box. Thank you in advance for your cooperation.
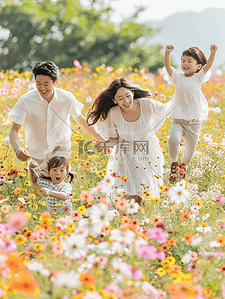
[87,78,172,202]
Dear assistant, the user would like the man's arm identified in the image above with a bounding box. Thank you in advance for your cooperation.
[74,115,106,141]
[9,122,31,161]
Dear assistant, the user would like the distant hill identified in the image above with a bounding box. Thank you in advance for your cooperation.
[146,8,225,70]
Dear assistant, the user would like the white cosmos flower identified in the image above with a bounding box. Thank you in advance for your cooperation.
[78,218,103,236]
[168,184,190,204]
[181,253,191,264]
[141,281,160,297]
[62,234,87,259]
[191,236,203,247]
[51,270,81,288]
[89,203,114,226]
[77,253,96,273]
[111,259,132,283]
[83,292,103,299]
[126,199,139,214]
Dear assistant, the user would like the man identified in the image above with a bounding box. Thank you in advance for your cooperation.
[8,61,104,177]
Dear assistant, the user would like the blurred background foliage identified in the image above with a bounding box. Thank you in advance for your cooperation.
[0,0,166,73]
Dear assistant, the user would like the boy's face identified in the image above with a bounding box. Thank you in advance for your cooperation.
[35,75,55,101]
[49,164,67,184]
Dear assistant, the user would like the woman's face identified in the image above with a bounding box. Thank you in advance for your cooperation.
[113,87,134,112]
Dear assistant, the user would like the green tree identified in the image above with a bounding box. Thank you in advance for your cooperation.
[0,0,164,73]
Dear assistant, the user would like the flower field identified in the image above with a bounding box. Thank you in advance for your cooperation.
[0,64,225,299]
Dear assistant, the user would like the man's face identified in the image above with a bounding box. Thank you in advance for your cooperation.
[35,75,54,101]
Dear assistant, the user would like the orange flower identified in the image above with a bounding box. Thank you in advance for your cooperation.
[14,187,22,195]
[131,218,140,226]
[121,216,131,224]
[183,233,194,243]
[180,210,190,221]
[216,235,225,247]
[111,172,119,177]
[167,283,182,295]
[116,198,127,210]
[19,204,26,210]
[41,211,52,218]
[151,216,161,226]
[36,189,41,194]
[79,272,96,287]
[160,244,169,252]
[8,272,39,295]
[167,237,178,246]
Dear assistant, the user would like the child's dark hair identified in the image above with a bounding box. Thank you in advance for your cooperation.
[47,156,75,183]
[181,47,207,73]
[86,77,151,125]
[32,61,59,83]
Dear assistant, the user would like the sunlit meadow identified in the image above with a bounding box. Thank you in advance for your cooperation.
[0,63,225,299]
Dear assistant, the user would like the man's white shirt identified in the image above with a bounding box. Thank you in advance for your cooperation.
[8,87,84,159]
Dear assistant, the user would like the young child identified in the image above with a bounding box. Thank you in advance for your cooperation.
[30,156,75,215]
[163,44,218,183]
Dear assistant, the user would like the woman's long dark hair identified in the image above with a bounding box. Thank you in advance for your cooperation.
[86,77,151,125]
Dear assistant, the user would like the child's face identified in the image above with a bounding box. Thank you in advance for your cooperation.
[49,164,68,184]
[181,55,202,77]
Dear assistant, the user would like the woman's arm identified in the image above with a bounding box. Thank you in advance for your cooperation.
[164,45,174,77]
[95,136,119,152]
[74,115,106,141]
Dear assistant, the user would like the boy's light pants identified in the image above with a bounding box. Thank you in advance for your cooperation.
[168,119,201,165]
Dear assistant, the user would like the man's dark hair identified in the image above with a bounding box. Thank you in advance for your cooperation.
[32,61,58,82]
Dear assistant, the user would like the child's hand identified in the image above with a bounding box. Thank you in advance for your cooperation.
[210,44,218,53]
[165,45,174,53]
[40,188,51,197]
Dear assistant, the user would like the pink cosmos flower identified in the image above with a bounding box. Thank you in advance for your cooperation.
[135,245,157,260]
[128,265,144,280]
[147,227,169,244]
[104,283,121,296]
[190,251,198,261]
[6,211,29,230]
[80,191,94,202]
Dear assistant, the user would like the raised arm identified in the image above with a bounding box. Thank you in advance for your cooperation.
[74,115,106,141]
[203,44,218,74]
[40,188,68,201]
[164,45,174,77]
[9,122,31,161]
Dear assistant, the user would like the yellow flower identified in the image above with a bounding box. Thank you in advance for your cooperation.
[77,205,86,215]
[25,212,32,218]
[55,203,61,207]
[195,199,203,207]
[106,294,118,299]
[24,181,30,186]
[15,235,26,245]
[156,267,165,276]
[87,285,96,292]
[165,256,176,266]
[33,243,44,251]
[96,170,104,177]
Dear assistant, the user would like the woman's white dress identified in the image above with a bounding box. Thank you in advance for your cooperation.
[97,98,172,198]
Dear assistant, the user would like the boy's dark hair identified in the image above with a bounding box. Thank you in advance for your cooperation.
[47,156,76,183]
[32,61,58,82]
[181,47,207,73]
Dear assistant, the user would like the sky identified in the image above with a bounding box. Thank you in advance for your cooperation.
[101,0,225,22]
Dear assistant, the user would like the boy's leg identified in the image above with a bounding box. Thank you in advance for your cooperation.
[181,122,201,165]
[168,121,185,162]
[168,121,185,183]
